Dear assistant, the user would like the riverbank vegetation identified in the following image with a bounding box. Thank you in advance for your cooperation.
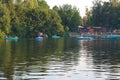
[1,0,120,39]
[84,0,120,30]
[0,0,81,38]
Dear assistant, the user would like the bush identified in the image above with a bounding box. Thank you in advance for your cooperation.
[0,29,5,39]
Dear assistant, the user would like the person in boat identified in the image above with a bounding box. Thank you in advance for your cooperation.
[6,34,11,38]
[38,32,43,37]
[88,26,94,36]
[35,32,43,40]
[43,33,48,38]
[101,28,107,38]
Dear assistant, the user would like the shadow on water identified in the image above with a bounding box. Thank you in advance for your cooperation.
[0,38,120,80]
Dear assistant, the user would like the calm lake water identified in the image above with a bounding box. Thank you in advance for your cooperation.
[0,38,120,80]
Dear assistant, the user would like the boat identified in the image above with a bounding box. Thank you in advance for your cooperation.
[76,37,93,41]
[5,37,19,40]
[35,36,43,41]
[52,35,60,38]
[108,35,120,37]
[102,35,118,39]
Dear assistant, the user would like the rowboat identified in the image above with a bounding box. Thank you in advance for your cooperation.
[35,37,43,41]
[52,35,60,38]
[5,37,18,40]
[76,37,93,41]
[102,35,118,39]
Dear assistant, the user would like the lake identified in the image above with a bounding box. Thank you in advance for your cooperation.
[0,38,120,80]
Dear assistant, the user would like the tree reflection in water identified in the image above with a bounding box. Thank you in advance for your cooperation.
[0,39,120,80]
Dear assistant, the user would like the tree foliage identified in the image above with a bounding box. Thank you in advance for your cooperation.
[85,0,120,29]
[0,0,83,38]
[57,4,82,32]
[0,2,11,35]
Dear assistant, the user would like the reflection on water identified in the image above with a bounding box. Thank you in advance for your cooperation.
[0,38,120,80]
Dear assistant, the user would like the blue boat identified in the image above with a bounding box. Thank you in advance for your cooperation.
[35,37,43,41]
[76,37,93,41]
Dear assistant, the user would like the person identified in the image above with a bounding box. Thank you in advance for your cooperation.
[6,34,11,38]
[43,33,48,38]
[38,32,43,37]
[89,27,94,35]
[35,32,43,40]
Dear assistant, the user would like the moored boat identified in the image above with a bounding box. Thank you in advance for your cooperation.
[52,35,60,38]
[35,36,43,41]
[76,37,93,41]
[5,37,19,40]
[102,35,118,39]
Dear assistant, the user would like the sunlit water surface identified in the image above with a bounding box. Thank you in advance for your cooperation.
[0,38,120,80]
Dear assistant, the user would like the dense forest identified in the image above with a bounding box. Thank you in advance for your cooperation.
[0,0,120,39]
[0,0,81,38]
[84,0,120,30]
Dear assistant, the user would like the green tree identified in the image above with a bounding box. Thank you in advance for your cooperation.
[23,8,47,37]
[53,5,59,12]
[23,0,38,8]
[85,0,120,30]
[0,29,5,39]
[58,4,82,32]
[110,0,120,29]
[21,0,64,37]
[37,0,49,9]
[0,0,81,38]
[15,0,22,4]
[0,2,11,35]
[83,8,92,26]
[91,0,103,26]
[47,10,64,36]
